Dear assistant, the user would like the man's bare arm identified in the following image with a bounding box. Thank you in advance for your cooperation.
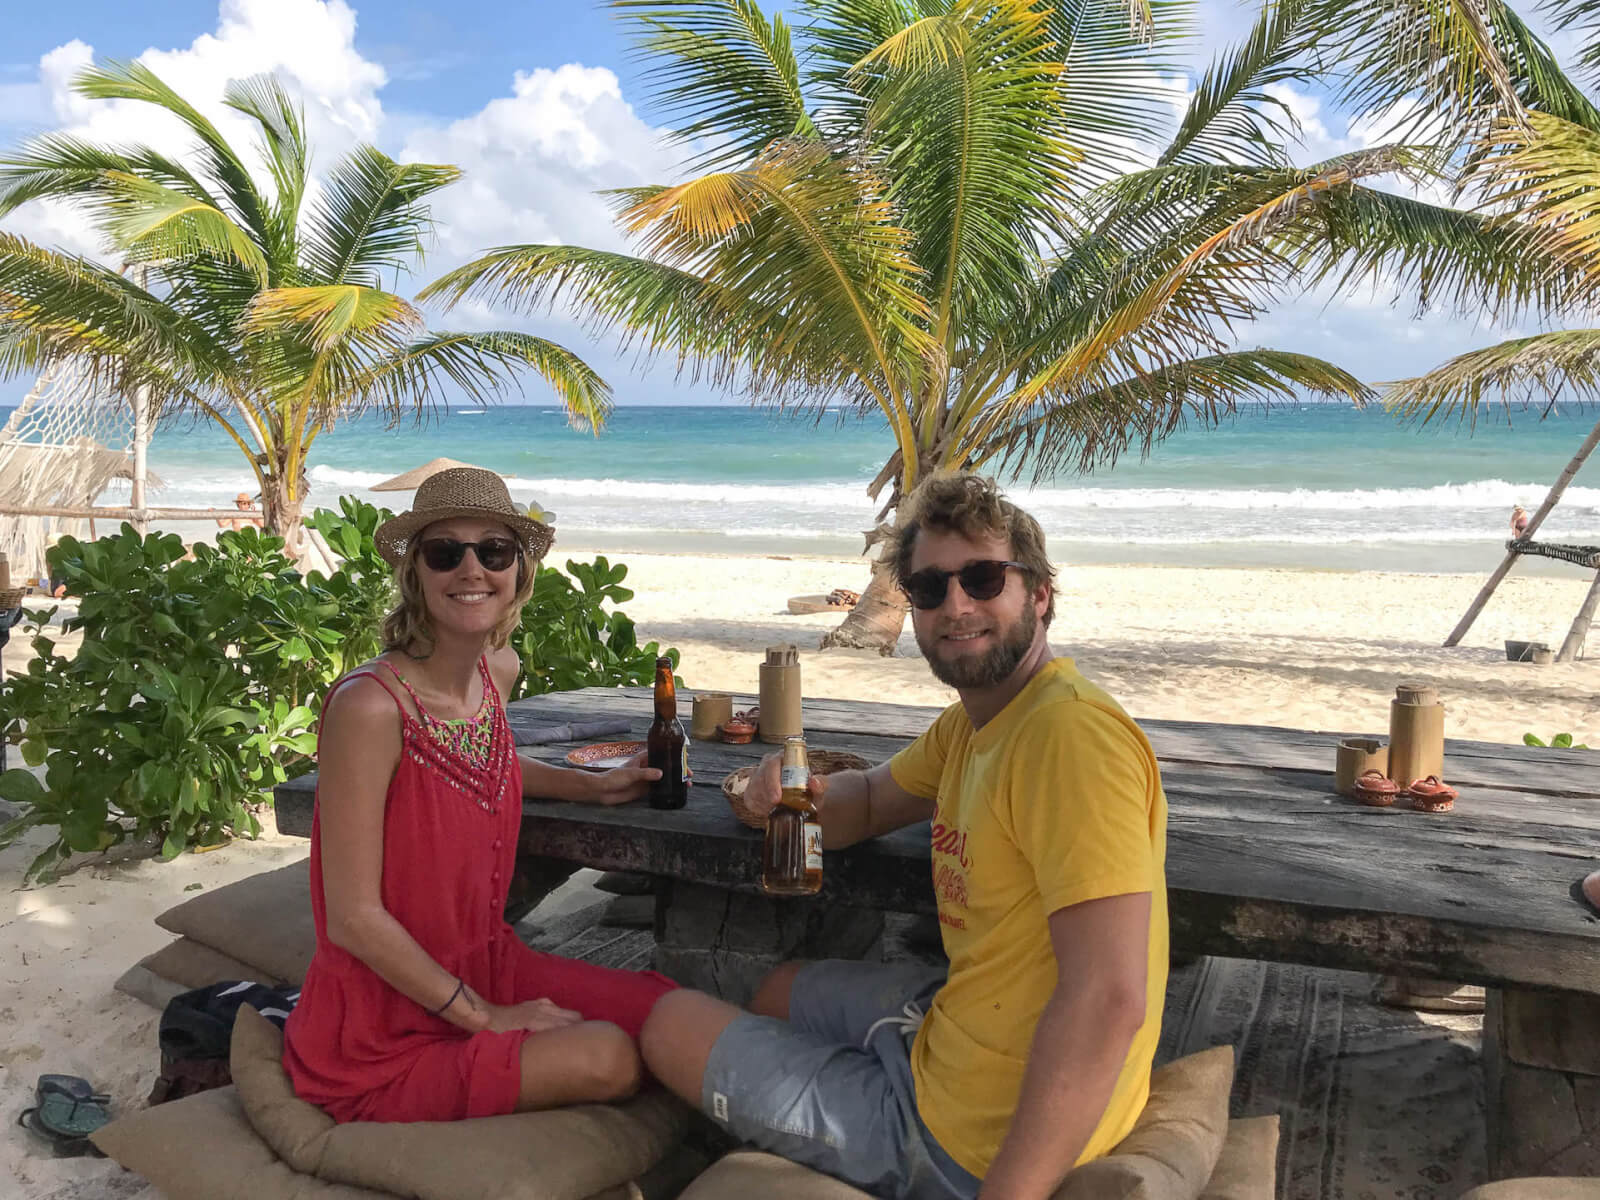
[979,893,1152,1200]
[744,755,934,849]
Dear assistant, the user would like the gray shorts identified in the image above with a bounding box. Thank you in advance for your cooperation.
[700,960,981,1200]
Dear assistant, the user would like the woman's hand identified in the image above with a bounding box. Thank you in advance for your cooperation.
[585,752,662,806]
[486,998,584,1034]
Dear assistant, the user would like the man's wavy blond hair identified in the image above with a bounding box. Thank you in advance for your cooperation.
[380,530,540,656]
[888,472,1057,626]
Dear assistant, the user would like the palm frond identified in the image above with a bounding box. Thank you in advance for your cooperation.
[72,60,274,246]
[245,284,423,353]
[1160,0,1314,167]
[613,141,934,399]
[0,134,221,219]
[302,147,460,287]
[1385,328,1600,421]
[1538,0,1600,89]
[611,0,817,170]
[1472,112,1600,279]
[223,75,311,265]
[100,172,270,285]
[350,331,613,430]
[0,232,228,399]
[971,349,1372,478]
[848,0,1079,347]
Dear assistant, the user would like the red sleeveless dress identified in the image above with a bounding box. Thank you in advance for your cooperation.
[282,658,677,1123]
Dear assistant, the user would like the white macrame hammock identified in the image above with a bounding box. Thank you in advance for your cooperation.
[0,361,156,583]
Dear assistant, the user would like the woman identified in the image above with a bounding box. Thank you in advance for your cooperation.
[283,467,677,1123]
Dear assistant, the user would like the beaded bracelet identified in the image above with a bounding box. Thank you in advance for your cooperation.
[430,977,465,1017]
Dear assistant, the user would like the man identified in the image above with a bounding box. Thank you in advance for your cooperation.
[639,473,1169,1200]
[218,493,262,532]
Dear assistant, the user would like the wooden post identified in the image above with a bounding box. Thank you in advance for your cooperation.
[1558,569,1600,662]
[130,384,150,535]
[1444,415,1600,646]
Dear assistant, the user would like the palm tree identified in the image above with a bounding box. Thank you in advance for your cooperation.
[0,63,609,554]
[423,0,1568,653]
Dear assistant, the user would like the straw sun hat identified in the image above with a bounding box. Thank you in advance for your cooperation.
[374,467,554,566]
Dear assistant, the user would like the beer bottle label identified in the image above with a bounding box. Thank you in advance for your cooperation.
[781,765,809,789]
[681,740,689,781]
[804,822,823,871]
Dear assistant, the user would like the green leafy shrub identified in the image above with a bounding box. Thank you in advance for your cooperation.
[1523,731,1592,749]
[1,509,672,880]
[510,556,676,699]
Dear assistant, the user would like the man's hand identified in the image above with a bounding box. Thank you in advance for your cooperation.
[586,752,662,806]
[487,998,583,1034]
[742,751,829,823]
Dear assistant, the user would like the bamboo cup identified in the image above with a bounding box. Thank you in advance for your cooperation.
[1335,738,1389,797]
[690,693,733,741]
[1387,683,1445,788]
[0,551,9,593]
[758,644,803,743]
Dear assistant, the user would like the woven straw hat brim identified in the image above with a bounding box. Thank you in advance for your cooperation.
[373,466,554,566]
[374,508,553,566]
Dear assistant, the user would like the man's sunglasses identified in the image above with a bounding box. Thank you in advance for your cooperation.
[901,560,1026,610]
[417,536,522,574]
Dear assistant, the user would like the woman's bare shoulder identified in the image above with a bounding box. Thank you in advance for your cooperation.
[322,664,405,733]
[488,645,521,697]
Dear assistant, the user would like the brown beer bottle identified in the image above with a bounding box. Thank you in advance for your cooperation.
[761,736,822,896]
[647,657,688,810]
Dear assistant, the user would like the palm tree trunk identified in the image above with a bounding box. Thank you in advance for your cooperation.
[261,468,307,561]
[819,554,909,655]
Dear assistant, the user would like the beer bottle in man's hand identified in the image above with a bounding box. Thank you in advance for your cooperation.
[647,657,688,810]
[761,736,822,895]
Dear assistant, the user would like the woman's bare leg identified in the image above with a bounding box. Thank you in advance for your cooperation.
[515,1020,643,1111]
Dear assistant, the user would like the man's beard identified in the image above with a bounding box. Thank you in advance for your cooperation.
[918,600,1038,690]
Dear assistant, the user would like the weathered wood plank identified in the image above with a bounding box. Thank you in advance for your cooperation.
[511,687,1600,798]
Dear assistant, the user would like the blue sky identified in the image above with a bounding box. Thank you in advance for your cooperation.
[0,0,1570,411]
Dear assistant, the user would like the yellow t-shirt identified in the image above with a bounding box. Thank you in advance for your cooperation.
[888,657,1169,1179]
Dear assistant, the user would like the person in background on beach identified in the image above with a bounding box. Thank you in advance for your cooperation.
[638,473,1169,1200]
[217,492,263,532]
[282,467,677,1123]
[1510,505,1531,539]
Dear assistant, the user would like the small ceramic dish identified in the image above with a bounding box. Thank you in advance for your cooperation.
[1351,769,1401,808]
[566,741,647,771]
[719,721,757,744]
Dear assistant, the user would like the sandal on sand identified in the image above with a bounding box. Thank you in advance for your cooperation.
[1351,769,1400,808]
[17,1074,110,1157]
[1405,775,1458,814]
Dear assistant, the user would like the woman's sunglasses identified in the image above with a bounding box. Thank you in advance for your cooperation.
[417,536,521,574]
[901,560,1026,610]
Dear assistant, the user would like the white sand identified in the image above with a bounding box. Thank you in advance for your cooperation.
[3,552,1596,1195]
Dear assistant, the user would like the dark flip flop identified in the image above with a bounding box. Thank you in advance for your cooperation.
[1574,872,1600,919]
[17,1074,110,1157]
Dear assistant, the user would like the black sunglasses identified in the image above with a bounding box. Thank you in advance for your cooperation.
[901,560,1027,610]
[418,536,521,574]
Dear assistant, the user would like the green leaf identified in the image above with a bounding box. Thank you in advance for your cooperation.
[0,768,46,807]
[1554,732,1574,748]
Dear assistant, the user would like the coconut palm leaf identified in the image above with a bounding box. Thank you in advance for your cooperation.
[0,135,221,217]
[971,349,1373,476]
[222,75,310,266]
[1539,0,1600,88]
[72,60,274,247]
[302,147,461,288]
[350,331,613,430]
[100,173,270,285]
[245,284,423,354]
[1159,0,1314,167]
[612,0,818,170]
[1386,328,1600,421]
[1472,111,1600,274]
[849,0,1079,347]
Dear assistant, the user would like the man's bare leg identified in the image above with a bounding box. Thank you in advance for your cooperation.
[638,989,744,1104]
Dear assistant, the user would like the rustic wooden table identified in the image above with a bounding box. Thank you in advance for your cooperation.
[275,684,1600,1177]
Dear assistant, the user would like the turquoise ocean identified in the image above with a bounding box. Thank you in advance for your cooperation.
[9,402,1600,574]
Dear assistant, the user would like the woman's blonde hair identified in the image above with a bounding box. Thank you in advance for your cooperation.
[380,529,541,656]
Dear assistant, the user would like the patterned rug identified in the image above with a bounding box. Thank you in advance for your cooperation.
[1159,956,1485,1200]
[532,907,1489,1200]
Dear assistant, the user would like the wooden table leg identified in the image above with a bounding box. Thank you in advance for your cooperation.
[1483,987,1600,1178]
[652,880,886,1005]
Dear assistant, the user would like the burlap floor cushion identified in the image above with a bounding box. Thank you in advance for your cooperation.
[115,934,266,1010]
[1461,1183,1600,1200]
[154,857,316,985]
[681,1045,1238,1200]
[231,1006,690,1200]
[1198,1117,1278,1200]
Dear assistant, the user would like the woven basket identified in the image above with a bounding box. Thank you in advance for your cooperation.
[0,586,33,610]
[721,749,871,830]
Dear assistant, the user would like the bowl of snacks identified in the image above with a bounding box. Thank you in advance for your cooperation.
[721,749,871,829]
